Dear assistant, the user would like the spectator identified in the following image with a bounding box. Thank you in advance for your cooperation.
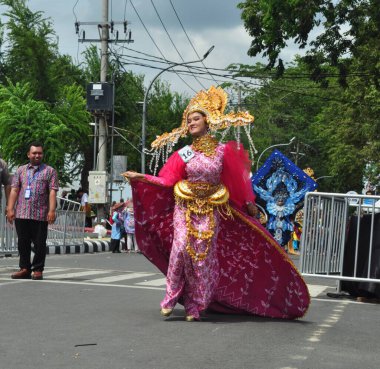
[77,188,92,227]
[110,202,125,253]
[94,219,108,238]
[7,141,59,280]
[123,205,139,253]
[60,190,68,210]
[0,157,11,211]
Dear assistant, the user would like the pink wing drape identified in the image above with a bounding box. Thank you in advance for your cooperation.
[131,143,310,319]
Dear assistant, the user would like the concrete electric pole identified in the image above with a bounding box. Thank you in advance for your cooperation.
[76,0,133,219]
[98,0,108,175]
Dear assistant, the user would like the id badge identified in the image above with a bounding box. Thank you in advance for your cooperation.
[24,188,31,199]
[178,145,195,163]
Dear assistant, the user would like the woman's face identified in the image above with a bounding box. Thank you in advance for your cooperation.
[187,112,208,137]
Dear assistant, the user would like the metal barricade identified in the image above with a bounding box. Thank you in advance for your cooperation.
[300,192,380,285]
[0,195,18,254]
[47,209,85,247]
[0,193,85,254]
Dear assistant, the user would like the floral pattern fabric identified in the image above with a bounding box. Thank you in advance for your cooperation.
[133,142,310,319]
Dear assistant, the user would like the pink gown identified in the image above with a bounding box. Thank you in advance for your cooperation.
[132,141,310,320]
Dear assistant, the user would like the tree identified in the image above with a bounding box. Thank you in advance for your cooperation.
[0,0,91,186]
[237,1,380,192]
[224,60,374,192]
[1,0,58,100]
[238,0,380,87]
[0,81,90,184]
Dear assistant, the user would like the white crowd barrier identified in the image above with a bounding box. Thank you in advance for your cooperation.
[0,193,85,255]
[300,192,380,286]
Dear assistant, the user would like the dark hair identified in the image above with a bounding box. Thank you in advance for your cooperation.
[28,141,44,151]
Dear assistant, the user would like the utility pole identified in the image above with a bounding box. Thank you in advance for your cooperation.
[290,141,305,165]
[76,0,133,219]
[98,0,108,176]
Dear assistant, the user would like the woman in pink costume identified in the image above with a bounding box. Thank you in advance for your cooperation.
[123,87,310,322]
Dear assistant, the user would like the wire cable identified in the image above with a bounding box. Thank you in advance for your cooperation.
[169,0,219,86]
[129,0,197,93]
[150,0,206,89]
[72,0,80,22]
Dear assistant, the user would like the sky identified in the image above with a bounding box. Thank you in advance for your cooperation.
[0,0,306,199]
[0,0,294,98]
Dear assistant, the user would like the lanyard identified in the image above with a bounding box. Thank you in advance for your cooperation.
[27,164,44,187]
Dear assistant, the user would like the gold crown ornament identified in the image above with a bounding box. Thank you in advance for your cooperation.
[147,86,257,174]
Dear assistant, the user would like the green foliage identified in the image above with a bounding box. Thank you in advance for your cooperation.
[236,1,380,192]
[112,74,188,173]
[0,81,90,184]
[225,59,378,192]
[1,0,58,100]
[0,0,91,186]
[238,0,380,87]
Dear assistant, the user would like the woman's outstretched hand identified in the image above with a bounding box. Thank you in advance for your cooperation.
[121,171,145,182]
[246,202,259,218]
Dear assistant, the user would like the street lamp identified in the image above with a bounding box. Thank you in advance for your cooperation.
[256,136,296,171]
[118,183,125,201]
[316,175,333,182]
[140,45,215,173]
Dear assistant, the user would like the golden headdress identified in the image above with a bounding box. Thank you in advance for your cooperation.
[147,86,256,173]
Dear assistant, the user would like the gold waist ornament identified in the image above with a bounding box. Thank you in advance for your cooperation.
[174,180,231,262]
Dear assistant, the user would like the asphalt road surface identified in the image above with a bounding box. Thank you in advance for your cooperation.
[1,252,379,369]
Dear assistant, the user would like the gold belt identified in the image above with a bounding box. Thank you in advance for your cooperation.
[174,180,229,205]
[174,180,230,262]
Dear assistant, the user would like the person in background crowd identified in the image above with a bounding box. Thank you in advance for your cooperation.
[110,202,125,253]
[123,204,139,253]
[77,188,92,228]
[7,141,59,280]
[0,156,11,211]
[93,219,108,238]
[68,189,76,201]
[59,190,68,210]
[288,214,302,255]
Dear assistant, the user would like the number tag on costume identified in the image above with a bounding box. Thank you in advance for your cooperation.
[24,188,31,199]
[178,145,195,163]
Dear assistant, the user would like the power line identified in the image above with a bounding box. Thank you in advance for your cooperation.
[115,46,374,81]
[72,0,80,22]
[109,45,353,104]
[129,0,197,93]
[123,0,128,21]
[169,0,219,86]
[150,0,206,89]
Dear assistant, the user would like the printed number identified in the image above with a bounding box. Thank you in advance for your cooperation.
[182,150,192,160]
[179,146,194,162]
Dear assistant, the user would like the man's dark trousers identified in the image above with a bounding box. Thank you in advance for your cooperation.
[15,219,48,272]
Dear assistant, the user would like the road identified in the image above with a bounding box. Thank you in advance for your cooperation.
[0,252,379,369]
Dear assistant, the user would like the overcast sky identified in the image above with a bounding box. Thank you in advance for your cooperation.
[1,0,296,97]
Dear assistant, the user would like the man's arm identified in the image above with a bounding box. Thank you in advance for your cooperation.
[47,189,57,224]
[4,184,11,204]
[6,187,19,224]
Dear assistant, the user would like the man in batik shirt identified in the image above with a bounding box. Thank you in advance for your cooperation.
[7,142,59,280]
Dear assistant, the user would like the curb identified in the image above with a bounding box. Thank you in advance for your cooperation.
[1,239,129,256]
[46,239,112,254]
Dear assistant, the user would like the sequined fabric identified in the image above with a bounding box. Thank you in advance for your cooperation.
[134,142,310,319]
[158,146,224,318]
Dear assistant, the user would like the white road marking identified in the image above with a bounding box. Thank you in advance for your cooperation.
[41,268,70,273]
[90,272,156,283]
[47,270,110,279]
[136,277,166,286]
[307,284,330,297]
